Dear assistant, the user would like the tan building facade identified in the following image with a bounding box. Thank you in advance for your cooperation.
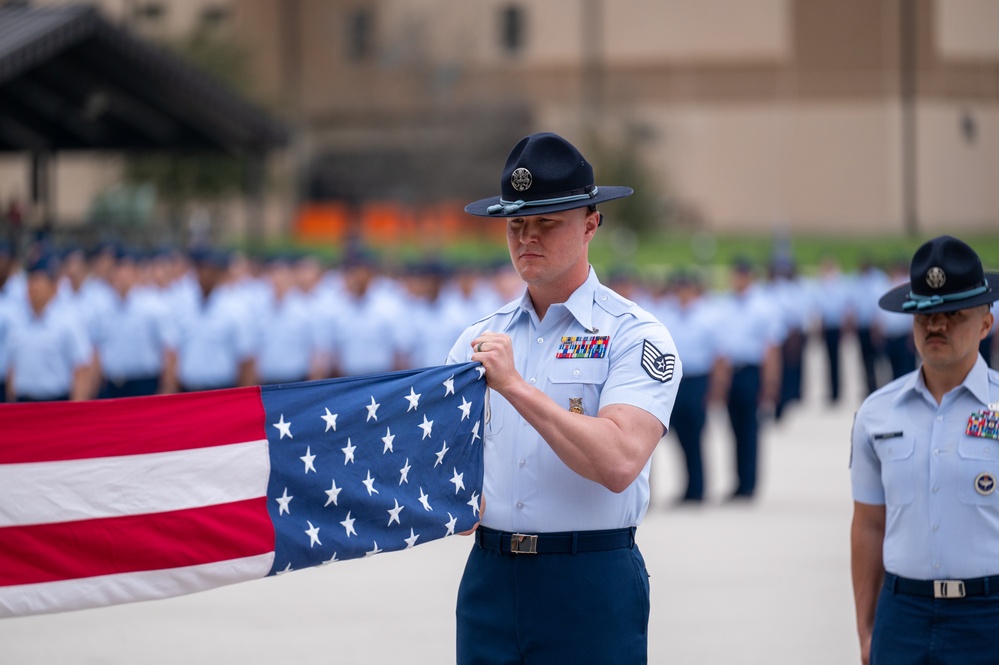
[3,0,998,237]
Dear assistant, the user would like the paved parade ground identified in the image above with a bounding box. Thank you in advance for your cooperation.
[2,341,866,664]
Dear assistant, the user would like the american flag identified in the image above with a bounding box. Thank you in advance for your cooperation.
[0,362,485,617]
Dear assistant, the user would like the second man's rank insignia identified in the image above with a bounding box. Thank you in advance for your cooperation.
[641,339,676,383]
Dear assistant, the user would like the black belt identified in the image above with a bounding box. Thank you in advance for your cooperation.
[886,572,999,599]
[476,526,635,555]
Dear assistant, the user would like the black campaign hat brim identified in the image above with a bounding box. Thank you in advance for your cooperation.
[878,272,999,314]
[464,185,634,217]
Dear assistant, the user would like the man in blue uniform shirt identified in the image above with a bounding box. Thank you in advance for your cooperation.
[851,235,999,665]
[448,132,681,664]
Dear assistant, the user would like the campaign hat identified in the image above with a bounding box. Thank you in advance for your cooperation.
[878,235,999,314]
[464,132,633,218]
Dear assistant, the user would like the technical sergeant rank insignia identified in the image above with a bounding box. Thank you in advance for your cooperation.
[641,339,676,383]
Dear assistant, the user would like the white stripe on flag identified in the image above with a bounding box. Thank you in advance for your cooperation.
[0,553,275,619]
[0,440,270,527]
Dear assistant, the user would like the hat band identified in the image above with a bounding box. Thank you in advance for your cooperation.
[902,280,990,311]
[485,187,599,216]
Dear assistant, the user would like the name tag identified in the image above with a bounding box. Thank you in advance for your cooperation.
[967,411,999,440]
[556,336,609,359]
[872,431,904,441]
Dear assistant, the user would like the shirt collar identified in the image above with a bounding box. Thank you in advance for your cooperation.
[511,267,600,332]
[893,355,992,406]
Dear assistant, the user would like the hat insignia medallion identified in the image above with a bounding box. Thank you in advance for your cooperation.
[511,167,532,192]
[926,267,946,290]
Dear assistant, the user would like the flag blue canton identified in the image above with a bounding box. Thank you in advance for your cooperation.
[261,362,486,574]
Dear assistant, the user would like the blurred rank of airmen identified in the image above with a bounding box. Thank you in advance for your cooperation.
[2,239,996,472]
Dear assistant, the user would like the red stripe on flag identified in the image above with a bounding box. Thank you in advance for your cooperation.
[0,498,274,587]
[0,387,265,464]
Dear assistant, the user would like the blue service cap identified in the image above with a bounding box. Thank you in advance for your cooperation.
[25,251,60,278]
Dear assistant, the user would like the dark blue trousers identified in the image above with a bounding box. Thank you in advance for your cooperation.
[856,326,880,395]
[456,540,650,664]
[885,334,916,380]
[671,373,709,501]
[872,578,999,665]
[822,326,842,402]
[100,375,160,399]
[727,365,761,497]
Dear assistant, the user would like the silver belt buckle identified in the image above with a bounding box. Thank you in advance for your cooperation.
[934,580,966,598]
[510,533,538,554]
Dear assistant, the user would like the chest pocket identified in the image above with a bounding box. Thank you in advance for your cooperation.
[874,434,915,506]
[957,436,999,506]
[547,360,608,418]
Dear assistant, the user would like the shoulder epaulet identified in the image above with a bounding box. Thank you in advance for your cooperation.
[594,287,634,317]
[467,298,520,327]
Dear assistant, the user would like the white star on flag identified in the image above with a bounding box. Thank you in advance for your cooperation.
[341,438,356,465]
[276,487,293,515]
[450,468,465,494]
[471,421,481,444]
[366,396,380,422]
[382,427,395,453]
[340,511,356,537]
[435,441,449,467]
[320,408,337,432]
[418,487,432,511]
[365,541,382,557]
[399,458,411,485]
[387,499,404,526]
[419,414,434,440]
[467,491,480,517]
[405,387,421,412]
[305,521,321,547]
[445,513,457,536]
[362,470,379,495]
[324,479,341,507]
[458,397,472,421]
[404,528,420,548]
[273,414,292,439]
[300,447,317,473]
[443,376,455,396]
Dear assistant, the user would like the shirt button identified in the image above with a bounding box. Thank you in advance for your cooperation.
[934,561,941,570]
[932,524,940,532]
[933,449,940,456]
[516,502,524,510]
[529,378,536,385]
[519,458,526,467]
[537,337,544,344]
[986,447,992,454]
[573,369,580,376]
[600,295,608,301]
[932,486,940,494]
[937,416,944,421]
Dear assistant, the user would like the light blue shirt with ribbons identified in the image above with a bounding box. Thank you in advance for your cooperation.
[851,356,999,580]
[447,268,681,534]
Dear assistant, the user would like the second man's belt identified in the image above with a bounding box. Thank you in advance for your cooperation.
[476,526,635,555]
[886,572,999,599]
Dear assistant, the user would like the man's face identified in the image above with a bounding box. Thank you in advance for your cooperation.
[505,207,597,287]
[914,305,994,373]
[27,272,56,313]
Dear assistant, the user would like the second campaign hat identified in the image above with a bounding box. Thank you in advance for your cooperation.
[464,132,633,218]
[878,235,999,314]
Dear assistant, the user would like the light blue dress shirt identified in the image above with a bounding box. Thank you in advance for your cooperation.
[175,289,256,389]
[447,268,681,533]
[712,287,782,365]
[654,296,722,377]
[4,300,91,399]
[852,357,999,580]
[254,289,320,383]
[93,290,177,380]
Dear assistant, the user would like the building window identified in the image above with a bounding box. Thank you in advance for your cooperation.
[348,8,375,61]
[499,5,524,54]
